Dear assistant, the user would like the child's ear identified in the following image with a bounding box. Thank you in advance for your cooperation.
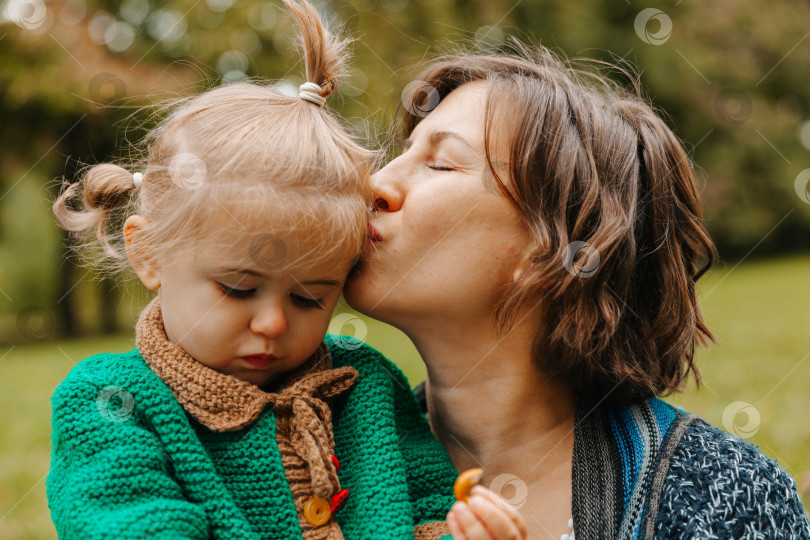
[123,215,161,290]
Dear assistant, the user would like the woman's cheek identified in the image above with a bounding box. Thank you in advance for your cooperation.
[404,206,449,248]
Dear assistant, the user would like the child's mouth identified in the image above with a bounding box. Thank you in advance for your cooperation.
[241,354,277,369]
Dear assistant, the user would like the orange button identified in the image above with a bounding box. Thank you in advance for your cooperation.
[303,497,331,526]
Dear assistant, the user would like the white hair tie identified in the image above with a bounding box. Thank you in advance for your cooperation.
[298,82,326,107]
[132,172,143,189]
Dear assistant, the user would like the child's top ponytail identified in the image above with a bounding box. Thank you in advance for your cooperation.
[286,0,348,101]
[52,0,372,277]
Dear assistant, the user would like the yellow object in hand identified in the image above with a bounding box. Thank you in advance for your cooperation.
[454,468,484,503]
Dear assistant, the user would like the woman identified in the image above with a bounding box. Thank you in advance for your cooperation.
[344,44,810,539]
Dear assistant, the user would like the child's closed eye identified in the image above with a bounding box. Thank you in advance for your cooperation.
[217,283,256,299]
[217,282,325,309]
[290,294,325,310]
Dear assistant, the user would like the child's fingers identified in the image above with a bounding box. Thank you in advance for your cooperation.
[467,493,525,540]
[469,486,528,539]
[447,506,468,540]
[448,501,494,540]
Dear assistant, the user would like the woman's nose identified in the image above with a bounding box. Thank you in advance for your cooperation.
[370,160,405,213]
[250,302,287,339]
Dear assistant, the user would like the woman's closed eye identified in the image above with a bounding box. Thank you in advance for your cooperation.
[427,162,454,171]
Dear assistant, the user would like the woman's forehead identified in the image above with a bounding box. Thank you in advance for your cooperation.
[412,81,514,161]
[413,82,488,140]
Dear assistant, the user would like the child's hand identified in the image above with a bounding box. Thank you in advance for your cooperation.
[446,485,528,540]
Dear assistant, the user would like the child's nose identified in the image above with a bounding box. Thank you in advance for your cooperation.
[250,303,287,338]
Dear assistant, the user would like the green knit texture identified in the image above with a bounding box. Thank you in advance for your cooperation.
[47,335,458,539]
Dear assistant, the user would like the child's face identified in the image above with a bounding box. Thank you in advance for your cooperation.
[154,230,349,387]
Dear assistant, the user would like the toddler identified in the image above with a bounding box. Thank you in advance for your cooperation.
[47,1,459,538]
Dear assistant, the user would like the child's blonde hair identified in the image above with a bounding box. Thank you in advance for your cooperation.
[53,0,372,276]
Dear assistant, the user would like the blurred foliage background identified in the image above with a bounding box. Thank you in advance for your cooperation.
[1,0,810,343]
[1,0,809,537]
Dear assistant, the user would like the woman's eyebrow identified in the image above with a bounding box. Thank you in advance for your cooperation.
[402,130,475,153]
[429,130,475,150]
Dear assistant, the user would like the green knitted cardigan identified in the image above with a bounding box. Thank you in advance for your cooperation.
[47,334,458,539]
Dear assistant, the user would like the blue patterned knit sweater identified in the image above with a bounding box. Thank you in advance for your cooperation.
[655,420,809,538]
[412,386,810,538]
[571,397,809,538]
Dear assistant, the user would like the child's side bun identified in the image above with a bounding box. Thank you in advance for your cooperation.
[53,163,138,258]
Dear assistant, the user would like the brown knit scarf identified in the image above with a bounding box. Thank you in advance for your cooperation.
[135,297,357,539]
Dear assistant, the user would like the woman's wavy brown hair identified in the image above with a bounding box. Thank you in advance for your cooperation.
[400,43,718,402]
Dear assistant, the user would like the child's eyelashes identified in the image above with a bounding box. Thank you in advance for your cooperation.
[218,283,256,299]
[291,294,325,310]
[218,283,325,309]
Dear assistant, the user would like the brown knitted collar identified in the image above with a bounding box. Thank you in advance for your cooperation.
[134,297,357,432]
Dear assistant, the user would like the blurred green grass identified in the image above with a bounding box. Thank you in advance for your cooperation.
[1,256,808,538]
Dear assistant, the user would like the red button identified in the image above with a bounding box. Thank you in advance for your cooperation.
[330,488,349,513]
[330,454,340,472]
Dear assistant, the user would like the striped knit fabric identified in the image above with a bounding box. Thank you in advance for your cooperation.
[572,397,695,538]
[571,397,810,539]
[47,335,457,539]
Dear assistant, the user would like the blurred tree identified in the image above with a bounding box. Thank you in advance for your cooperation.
[1,0,809,344]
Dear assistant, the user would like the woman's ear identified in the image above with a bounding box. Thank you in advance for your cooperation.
[124,215,161,290]
[511,236,538,283]
[512,244,554,291]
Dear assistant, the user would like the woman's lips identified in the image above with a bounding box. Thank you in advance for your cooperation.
[241,354,277,369]
[365,223,383,248]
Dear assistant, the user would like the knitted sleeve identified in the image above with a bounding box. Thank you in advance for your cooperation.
[387,361,458,527]
[47,358,210,539]
[326,336,457,538]
[654,419,810,538]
